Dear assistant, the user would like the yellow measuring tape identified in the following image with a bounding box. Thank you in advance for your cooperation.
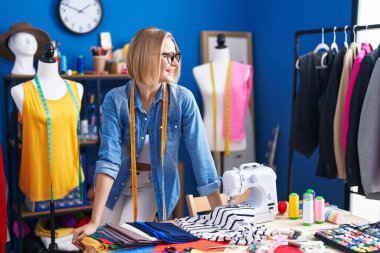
[209,61,232,157]
[130,81,168,221]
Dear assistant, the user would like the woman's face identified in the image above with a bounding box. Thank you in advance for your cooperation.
[159,37,179,84]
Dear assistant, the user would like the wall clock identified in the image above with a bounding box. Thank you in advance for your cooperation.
[57,0,103,34]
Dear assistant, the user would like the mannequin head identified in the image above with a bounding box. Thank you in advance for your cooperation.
[7,32,38,75]
[8,32,38,58]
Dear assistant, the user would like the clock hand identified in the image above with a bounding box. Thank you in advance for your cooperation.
[78,3,91,13]
[62,3,81,12]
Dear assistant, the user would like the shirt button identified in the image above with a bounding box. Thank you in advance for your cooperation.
[144,117,147,121]
[141,136,144,139]
[114,196,117,200]
[160,126,162,129]
[122,182,125,186]
[174,125,178,128]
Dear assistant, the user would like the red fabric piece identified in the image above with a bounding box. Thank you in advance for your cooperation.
[0,146,7,253]
[75,216,91,228]
[274,245,303,253]
[152,239,229,252]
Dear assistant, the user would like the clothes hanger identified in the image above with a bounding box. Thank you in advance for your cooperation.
[344,25,349,49]
[313,28,330,53]
[330,26,339,52]
[353,25,358,44]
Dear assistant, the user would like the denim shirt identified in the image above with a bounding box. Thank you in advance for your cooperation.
[95,80,221,220]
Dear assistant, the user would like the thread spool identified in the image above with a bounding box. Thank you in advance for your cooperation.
[303,192,313,202]
[314,196,325,224]
[303,198,314,226]
[306,189,315,199]
[325,209,343,224]
[288,193,299,220]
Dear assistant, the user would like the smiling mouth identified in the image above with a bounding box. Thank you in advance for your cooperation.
[166,69,174,74]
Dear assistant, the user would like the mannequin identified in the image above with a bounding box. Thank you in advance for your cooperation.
[193,35,251,152]
[11,44,83,113]
[8,32,38,75]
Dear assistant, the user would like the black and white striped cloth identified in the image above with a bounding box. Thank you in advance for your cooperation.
[175,203,267,245]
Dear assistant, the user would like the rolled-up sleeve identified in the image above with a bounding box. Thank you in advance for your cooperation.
[95,91,122,181]
[181,88,221,196]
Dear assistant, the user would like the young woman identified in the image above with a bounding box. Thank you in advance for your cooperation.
[72,27,222,250]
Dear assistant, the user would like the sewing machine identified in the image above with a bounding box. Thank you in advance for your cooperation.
[223,162,278,224]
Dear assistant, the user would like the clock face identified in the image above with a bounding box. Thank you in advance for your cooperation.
[58,0,103,34]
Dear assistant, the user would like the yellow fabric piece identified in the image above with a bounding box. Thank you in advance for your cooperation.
[34,220,73,238]
[19,80,83,201]
[81,237,110,253]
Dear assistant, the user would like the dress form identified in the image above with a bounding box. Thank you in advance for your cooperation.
[11,44,83,114]
[193,44,248,152]
[8,32,38,75]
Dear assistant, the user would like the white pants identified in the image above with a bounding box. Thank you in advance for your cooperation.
[99,171,157,225]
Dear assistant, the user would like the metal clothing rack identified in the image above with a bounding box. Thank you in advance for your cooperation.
[288,23,380,208]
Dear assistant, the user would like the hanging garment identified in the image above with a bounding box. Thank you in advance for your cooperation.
[19,80,83,201]
[345,46,380,189]
[317,47,347,179]
[222,61,253,141]
[333,43,359,179]
[290,52,334,157]
[176,203,267,245]
[342,43,373,150]
[0,146,7,253]
[358,58,380,200]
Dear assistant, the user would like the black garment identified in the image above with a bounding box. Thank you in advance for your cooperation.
[23,234,80,253]
[317,47,347,178]
[345,46,380,188]
[290,52,334,157]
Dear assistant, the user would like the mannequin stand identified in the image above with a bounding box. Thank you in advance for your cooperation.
[48,201,58,252]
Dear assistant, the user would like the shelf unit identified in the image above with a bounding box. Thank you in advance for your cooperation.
[3,74,130,253]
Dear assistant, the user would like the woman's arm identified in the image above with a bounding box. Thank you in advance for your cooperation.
[72,174,114,250]
[181,88,222,209]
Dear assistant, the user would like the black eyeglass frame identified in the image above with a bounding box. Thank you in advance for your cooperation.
[161,52,181,64]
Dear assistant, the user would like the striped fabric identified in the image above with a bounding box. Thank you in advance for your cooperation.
[176,203,267,245]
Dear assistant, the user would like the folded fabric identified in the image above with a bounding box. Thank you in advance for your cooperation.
[107,223,157,244]
[176,203,267,245]
[40,233,78,251]
[81,236,110,253]
[132,222,198,243]
[146,222,199,241]
[119,223,160,242]
[34,220,73,238]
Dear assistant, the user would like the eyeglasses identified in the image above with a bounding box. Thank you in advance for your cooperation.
[163,246,193,253]
[162,52,181,64]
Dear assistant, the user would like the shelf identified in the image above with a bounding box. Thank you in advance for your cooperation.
[3,74,130,82]
[8,138,98,148]
[12,202,92,219]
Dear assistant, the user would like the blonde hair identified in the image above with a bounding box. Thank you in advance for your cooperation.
[127,27,181,85]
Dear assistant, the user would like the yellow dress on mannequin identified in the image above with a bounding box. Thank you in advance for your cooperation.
[19,80,83,201]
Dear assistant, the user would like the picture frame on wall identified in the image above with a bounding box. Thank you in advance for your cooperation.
[200,30,253,64]
[200,30,256,173]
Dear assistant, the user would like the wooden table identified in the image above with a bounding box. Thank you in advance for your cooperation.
[225,213,369,252]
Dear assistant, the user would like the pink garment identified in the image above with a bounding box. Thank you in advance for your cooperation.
[342,43,372,150]
[223,61,253,141]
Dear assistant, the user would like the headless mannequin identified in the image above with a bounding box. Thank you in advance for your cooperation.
[193,35,250,151]
[8,32,38,75]
[11,44,83,114]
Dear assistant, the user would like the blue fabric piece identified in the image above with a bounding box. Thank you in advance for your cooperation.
[145,222,199,241]
[112,245,155,252]
[133,222,198,243]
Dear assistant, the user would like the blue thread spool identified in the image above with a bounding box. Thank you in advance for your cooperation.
[60,55,67,74]
[77,55,85,75]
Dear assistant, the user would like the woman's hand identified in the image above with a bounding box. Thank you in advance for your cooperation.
[72,221,98,251]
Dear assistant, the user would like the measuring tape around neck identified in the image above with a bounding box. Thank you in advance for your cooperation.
[130,80,168,221]
[209,61,232,158]
[34,75,82,202]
